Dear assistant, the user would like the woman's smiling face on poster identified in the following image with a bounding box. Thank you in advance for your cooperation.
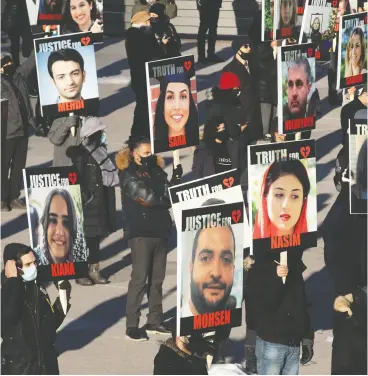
[70,0,92,29]
[266,174,304,234]
[349,34,362,68]
[164,82,190,136]
[47,194,71,262]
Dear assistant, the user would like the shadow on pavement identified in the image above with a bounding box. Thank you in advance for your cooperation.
[56,285,177,355]
[1,213,28,240]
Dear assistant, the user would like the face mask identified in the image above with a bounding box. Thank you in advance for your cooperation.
[140,154,157,169]
[100,131,107,145]
[21,264,37,282]
[3,64,16,77]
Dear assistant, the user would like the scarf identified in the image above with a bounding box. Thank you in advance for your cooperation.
[80,117,119,187]
[35,217,89,266]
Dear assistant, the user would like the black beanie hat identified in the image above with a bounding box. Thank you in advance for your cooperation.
[150,2,166,18]
[3,243,33,264]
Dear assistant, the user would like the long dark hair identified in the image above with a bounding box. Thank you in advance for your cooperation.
[62,0,99,32]
[40,189,77,262]
[263,160,311,199]
[153,74,199,151]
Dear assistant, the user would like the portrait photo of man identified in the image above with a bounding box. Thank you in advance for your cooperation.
[39,0,63,15]
[283,56,313,120]
[47,48,85,103]
[181,223,237,318]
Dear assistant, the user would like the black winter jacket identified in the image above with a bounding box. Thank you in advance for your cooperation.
[247,250,313,345]
[1,54,36,139]
[222,58,263,142]
[119,161,172,240]
[153,21,181,58]
[1,277,68,375]
[2,0,29,32]
[125,27,162,97]
[69,145,117,239]
[154,339,208,375]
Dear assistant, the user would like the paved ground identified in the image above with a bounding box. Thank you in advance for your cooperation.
[0,36,343,374]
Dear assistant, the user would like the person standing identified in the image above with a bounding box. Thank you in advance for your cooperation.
[68,117,118,286]
[116,136,182,341]
[196,0,223,63]
[125,10,162,138]
[1,243,71,374]
[1,53,36,211]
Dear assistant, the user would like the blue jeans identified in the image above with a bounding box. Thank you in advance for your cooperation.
[256,337,301,375]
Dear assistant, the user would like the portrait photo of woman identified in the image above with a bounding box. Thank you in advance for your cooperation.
[153,73,199,153]
[34,188,88,265]
[310,15,322,45]
[62,0,103,34]
[278,0,297,30]
[253,160,311,239]
[344,27,367,78]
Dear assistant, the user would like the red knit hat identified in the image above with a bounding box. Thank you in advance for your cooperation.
[218,72,241,90]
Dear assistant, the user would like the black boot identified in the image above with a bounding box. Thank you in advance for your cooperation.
[88,263,110,284]
[76,277,93,286]
[213,340,227,364]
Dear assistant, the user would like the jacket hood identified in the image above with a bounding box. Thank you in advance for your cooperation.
[80,116,106,140]
[3,243,33,264]
[115,147,165,171]
[212,86,241,106]
[159,338,190,359]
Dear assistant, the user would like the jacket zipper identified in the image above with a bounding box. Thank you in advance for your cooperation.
[25,283,42,370]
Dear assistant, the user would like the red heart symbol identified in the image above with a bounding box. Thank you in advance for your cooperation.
[315,51,321,59]
[307,48,313,57]
[81,37,91,46]
[300,146,311,158]
[232,210,241,224]
[68,172,77,185]
[223,177,234,188]
[332,0,337,6]
[184,61,192,71]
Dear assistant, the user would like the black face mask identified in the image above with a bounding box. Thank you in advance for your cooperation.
[3,64,16,77]
[140,154,157,169]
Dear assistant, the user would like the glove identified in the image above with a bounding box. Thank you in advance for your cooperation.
[300,338,314,365]
[170,164,183,185]
[187,336,218,359]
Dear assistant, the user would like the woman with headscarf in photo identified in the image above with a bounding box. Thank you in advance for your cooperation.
[62,0,103,34]
[344,27,367,78]
[253,160,311,239]
[278,0,297,30]
[153,73,199,153]
[35,188,88,266]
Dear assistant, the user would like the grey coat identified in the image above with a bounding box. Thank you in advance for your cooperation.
[48,116,81,167]
[1,53,36,139]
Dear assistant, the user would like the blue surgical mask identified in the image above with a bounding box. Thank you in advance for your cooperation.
[21,264,37,282]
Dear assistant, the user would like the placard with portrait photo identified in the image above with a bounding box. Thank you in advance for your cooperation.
[349,119,368,214]
[337,12,368,89]
[278,43,316,134]
[38,0,65,23]
[178,201,244,336]
[34,32,99,117]
[247,140,317,256]
[146,55,200,154]
[60,0,103,43]
[299,0,338,61]
[23,167,89,281]
[274,0,299,39]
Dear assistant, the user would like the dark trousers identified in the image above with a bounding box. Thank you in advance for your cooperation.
[86,236,101,264]
[1,136,28,203]
[8,30,33,67]
[131,91,150,139]
[126,237,168,328]
[197,5,220,58]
